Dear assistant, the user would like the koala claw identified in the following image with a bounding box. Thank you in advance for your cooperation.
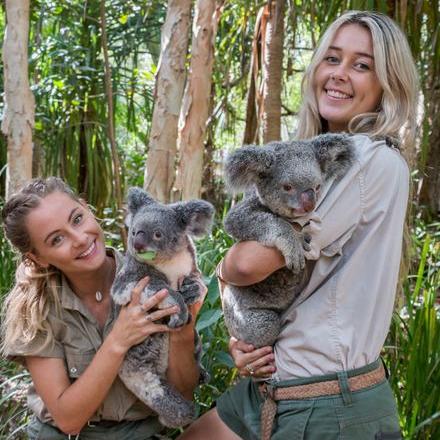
[179,278,202,305]
[303,233,312,252]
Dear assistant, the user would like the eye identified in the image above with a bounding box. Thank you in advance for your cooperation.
[51,235,64,246]
[325,56,339,64]
[354,62,371,71]
[315,185,321,193]
[282,184,293,192]
[153,231,162,240]
[72,213,83,225]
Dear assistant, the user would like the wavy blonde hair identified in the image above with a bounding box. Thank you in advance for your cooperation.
[1,178,79,356]
[296,11,419,151]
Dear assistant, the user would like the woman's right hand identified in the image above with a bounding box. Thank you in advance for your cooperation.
[229,337,276,379]
[109,277,179,354]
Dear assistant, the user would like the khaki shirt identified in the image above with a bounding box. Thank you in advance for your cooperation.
[274,135,409,379]
[7,249,154,423]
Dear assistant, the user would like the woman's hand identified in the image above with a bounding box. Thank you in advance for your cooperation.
[229,337,276,379]
[109,277,179,354]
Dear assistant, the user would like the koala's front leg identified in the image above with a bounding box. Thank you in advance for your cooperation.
[145,278,189,328]
[226,205,306,273]
[179,275,203,305]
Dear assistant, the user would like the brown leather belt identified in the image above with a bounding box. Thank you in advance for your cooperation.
[259,363,386,440]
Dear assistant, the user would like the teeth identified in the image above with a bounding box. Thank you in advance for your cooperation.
[78,242,95,258]
[327,89,352,99]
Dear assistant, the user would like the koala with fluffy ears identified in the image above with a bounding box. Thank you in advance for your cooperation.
[111,187,214,428]
[222,133,354,348]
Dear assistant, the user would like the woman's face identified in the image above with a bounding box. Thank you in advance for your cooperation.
[314,23,383,132]
[25,192,107,277]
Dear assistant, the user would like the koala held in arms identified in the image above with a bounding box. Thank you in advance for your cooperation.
[111,187,214,428]
[222,133,355,348]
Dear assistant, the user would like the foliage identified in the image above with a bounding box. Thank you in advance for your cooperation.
[384,220,440,439]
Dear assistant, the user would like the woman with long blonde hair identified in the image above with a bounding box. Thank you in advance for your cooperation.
[2,177,204,439]
[180,10,418,439]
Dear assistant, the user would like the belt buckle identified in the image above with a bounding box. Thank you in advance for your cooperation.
[261,383,275,400]
[87,420,97,428]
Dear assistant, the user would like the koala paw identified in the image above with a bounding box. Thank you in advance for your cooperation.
[278,236,305,273]
[179,277,202,305]
[168,309,189,329]
[111,282,136,306]
[303,232,312,252]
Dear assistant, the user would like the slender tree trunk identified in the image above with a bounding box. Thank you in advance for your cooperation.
[144,0,192,202]
[100,0,127,247]
[1,0,35,198]
[174,0,222,200]
[261,0,285,143]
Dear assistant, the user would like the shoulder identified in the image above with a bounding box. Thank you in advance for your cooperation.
[352,134,409,176]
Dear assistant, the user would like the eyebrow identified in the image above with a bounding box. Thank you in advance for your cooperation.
[328,45,374,60]
[44,207,79,244]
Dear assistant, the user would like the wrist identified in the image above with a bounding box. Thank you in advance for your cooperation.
[104,330,129,357]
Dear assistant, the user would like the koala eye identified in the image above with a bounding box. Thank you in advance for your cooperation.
[153,231,162,240]
[282,184,293,192]
[315,184,321,193]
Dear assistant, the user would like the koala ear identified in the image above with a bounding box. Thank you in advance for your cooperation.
[224,145,276,193]
[173,200,215,238]
[127,187,156,214]
[311,133,354,179]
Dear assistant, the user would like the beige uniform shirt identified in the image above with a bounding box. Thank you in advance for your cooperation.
[274,135,410,380]
[7,249,154,423]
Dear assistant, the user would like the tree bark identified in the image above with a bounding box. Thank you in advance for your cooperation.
[100,0,127,247]
[1,0,35,199]
[144,0,192,203]
[174,0,222,200]
[261,0,285,143]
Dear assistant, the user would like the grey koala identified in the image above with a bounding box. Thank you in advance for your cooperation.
[222,133,354,348]
[111,187,214,428]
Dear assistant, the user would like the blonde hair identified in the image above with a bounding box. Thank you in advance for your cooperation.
[296,11,419,151]
[1,177,79,356]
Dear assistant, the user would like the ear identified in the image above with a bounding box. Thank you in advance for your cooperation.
[311,133,354,179]
[173,200,215,237]
[127,187,156,214]
[224,145,276,193]
[25,251,49,269]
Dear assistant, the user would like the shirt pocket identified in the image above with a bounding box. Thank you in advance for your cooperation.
[64,347,96,379]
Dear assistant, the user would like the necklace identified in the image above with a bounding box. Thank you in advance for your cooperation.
[95,291,103,302]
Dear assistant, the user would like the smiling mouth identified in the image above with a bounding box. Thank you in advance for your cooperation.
[326,89,353,99]
[77,241,96,259]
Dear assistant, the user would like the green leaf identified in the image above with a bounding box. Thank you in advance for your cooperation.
[196,309,223,332]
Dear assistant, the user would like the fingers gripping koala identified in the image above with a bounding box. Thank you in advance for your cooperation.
[222,133,355,348]
[111,187,214,428]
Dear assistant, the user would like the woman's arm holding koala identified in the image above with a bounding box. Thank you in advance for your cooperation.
[219,241,286,286]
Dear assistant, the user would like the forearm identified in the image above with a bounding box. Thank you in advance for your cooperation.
[220,241,285,286]
[28,333,127,434]
[167,323,199,400]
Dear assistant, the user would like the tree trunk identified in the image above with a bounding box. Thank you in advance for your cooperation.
[261,0,285,143]
[1,0,35,199]
[174,0,222,200]
[144,0,192,203]
[100,0,127,247]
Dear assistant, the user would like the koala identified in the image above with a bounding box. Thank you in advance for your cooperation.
[222,133,354,348]
[111,187,214,428]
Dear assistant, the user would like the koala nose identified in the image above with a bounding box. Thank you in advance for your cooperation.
[133,231,146,251]
[301,189,316,213]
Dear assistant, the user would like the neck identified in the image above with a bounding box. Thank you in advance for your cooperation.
[66,255,115,302]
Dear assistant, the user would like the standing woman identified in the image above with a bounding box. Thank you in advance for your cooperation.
[180,10,418,440]
[1,177,204,439]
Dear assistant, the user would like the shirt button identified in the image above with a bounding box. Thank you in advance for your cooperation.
[70,367,77,374]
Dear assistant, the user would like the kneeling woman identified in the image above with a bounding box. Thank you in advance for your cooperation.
[1,177,205,439]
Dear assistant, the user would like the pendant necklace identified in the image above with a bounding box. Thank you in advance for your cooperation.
[95,291,103,302]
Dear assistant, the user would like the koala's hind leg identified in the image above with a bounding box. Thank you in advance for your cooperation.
[224,305,281,348]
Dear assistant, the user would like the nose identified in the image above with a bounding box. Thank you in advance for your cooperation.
[301,189,316,213]
[133,231,146,251]
[71,228,88,247]
[330,64,348,81]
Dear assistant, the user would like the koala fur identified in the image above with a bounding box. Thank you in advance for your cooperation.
[111,187,214,428]
[222,133,355,348]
